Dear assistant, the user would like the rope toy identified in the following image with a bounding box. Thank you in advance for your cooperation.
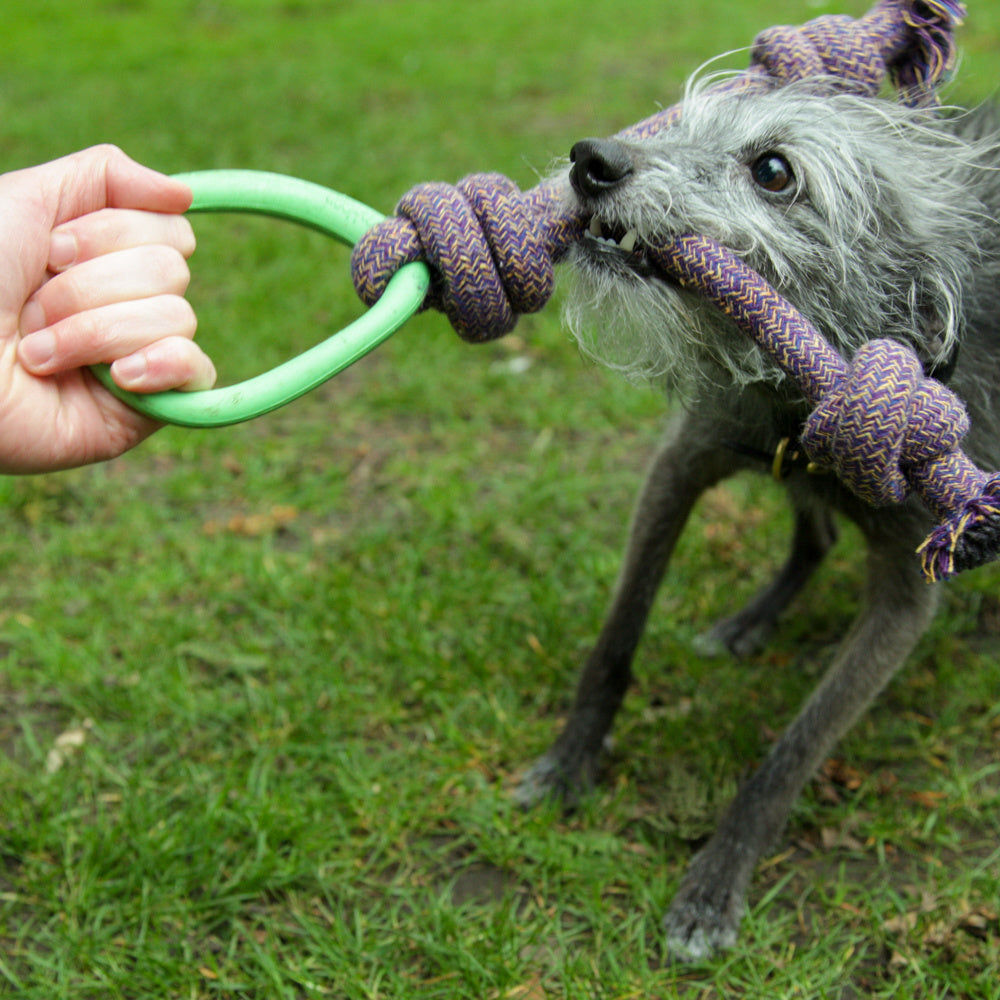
[350,0,1000,582]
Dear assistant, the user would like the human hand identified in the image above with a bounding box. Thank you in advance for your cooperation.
[0,144,216,474]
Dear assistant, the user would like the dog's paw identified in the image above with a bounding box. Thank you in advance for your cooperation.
[692,615,774,659]
[662,882,743,963]
[511,752,594,809]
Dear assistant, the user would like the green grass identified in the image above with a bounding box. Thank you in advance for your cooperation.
[2,1,1000,997]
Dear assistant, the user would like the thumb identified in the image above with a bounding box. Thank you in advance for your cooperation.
[47,144,192,226]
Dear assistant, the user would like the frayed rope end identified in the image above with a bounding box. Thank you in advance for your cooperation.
[894,0,967,102]
[918,476,1000,582]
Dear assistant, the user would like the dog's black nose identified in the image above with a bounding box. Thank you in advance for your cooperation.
[569,138,633,197]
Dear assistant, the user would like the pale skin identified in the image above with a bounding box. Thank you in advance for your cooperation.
[0,144,217,474]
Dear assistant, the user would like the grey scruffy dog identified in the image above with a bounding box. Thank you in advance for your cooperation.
[513,75,1000,961]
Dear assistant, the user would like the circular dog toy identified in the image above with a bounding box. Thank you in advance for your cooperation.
[90,170,430,428]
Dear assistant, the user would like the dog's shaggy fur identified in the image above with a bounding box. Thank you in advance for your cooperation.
[513,77,1000,960]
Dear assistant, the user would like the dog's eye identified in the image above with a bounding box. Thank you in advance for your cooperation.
[751,153,794,193]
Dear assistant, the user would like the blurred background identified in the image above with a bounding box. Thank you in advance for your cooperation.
[1,3,998,997]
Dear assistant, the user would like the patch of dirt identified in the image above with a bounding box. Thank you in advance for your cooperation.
[449,863,521,907]
[0,683,72,768]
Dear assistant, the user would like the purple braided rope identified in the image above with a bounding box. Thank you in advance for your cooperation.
[352,177,588,342]
[647,236,1000,581]
[350,0,1000,581]
[647,237,1000,582]
[648,236,975,510]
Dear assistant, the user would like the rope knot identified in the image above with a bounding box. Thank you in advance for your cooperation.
[751,15,887,94]
[750,0,965,105]
[351,173,557,342]
[800,339,969,507]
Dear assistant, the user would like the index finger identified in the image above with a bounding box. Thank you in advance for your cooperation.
[49,209,197,272]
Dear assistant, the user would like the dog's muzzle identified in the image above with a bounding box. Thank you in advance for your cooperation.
[570,138,666,278]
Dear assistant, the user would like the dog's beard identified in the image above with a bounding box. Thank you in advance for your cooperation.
[554,84,999,399]
[561,242,788,397]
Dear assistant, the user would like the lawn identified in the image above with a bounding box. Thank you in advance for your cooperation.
[1,1,999,997]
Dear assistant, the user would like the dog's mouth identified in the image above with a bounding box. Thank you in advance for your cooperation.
[581,216,665,281]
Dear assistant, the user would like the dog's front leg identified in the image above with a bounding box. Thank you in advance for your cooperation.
[662,508,940,961]
[514,411,740,807]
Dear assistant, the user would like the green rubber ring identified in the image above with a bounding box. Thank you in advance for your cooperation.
[90,169,430,428]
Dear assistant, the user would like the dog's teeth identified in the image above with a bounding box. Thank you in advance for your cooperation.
[619,229,638,252]
[589,216,604,238]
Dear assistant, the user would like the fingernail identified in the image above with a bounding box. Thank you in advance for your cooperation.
[18,330,56,370]
[19,299,47,336]
[49,231,78,271]
[111,353,148,386]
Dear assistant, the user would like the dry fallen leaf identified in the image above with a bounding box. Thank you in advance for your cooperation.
[821,757,866,790]
[958,906,999,940]
[888,949,917,972]
[505,976,547,1000]
[882,911,920,936]
[45,720,94,774]
[906,789,947,809]
[820,826,865,852]
[202,504,298,537]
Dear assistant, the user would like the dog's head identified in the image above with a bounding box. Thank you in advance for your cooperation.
[561,79,993,396]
